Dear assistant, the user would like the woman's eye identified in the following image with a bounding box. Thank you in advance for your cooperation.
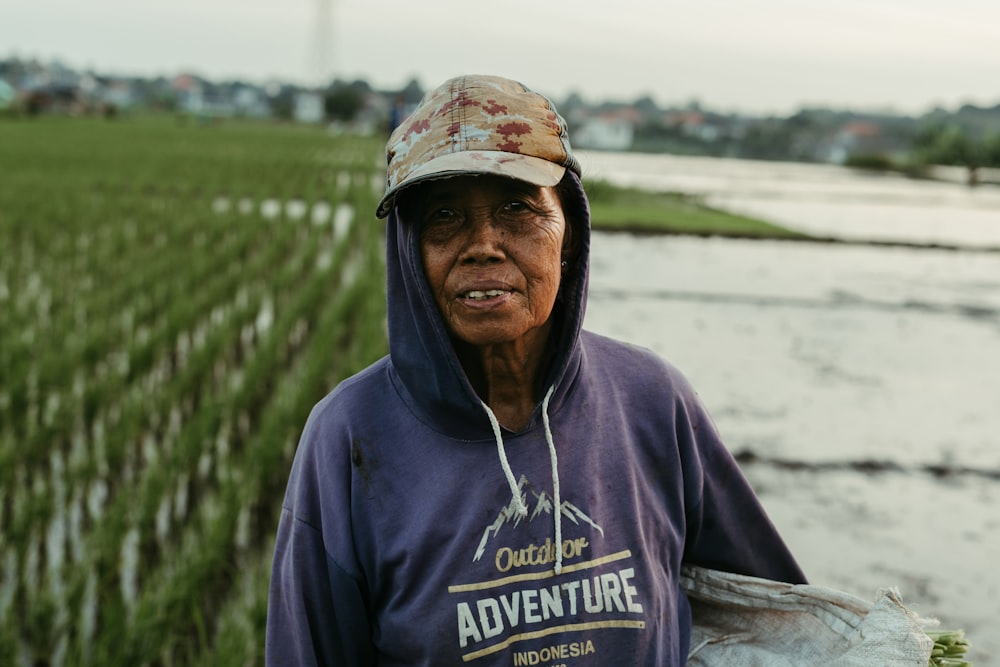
[421,208,464,239]
[501,200,528,214]
[427,208,458,223]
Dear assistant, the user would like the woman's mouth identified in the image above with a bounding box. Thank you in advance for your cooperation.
[462,289,510,301]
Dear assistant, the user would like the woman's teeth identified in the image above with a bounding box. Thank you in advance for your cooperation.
[463,289,507,300]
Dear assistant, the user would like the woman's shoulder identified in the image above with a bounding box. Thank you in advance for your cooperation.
[577,329,706,414]
[580,329,690,382]
[302,356,394,432]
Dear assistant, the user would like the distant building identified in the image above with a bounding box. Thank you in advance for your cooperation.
[173,74,206,114]
[172,73,269,118]
[98,79,138,109]
[575,116,634,151]
[0,78,14,109]
[823,120,895,163]
[294,91,325,123]
[233,86,270,118]
[664,110,721,142]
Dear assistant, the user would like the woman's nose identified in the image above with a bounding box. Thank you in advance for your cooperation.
[460,213,506,263]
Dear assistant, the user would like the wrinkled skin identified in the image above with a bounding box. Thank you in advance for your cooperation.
[402,174,572,429]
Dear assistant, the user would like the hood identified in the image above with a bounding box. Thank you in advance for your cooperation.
[384,171,592,441]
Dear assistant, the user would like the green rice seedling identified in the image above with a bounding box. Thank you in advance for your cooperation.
[926,629,971,667]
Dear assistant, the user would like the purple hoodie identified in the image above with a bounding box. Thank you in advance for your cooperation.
[266,172,806,665]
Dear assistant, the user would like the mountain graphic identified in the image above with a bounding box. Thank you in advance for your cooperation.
[473,475,604,562]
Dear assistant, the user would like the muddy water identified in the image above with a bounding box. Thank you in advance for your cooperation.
[579,150,1000,247]
[585,233,1000,663]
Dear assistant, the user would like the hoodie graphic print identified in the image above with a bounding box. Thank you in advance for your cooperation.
[265,172,806,666]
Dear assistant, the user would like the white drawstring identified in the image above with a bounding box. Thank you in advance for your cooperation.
[480,384,563,574]
[481,400,528,518]
[541,385,563,574]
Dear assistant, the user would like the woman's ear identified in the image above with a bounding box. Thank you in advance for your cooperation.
[561,218,574,265]
[554,172,583,268]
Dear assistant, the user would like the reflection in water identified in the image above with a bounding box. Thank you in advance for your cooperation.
[579,150,1000,246]
[584,232,999,662]
[586,233,1000,467]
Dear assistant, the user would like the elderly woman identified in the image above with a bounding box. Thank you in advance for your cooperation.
[266,75,806,665]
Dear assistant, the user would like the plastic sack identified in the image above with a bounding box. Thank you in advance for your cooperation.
[681,565,934,666]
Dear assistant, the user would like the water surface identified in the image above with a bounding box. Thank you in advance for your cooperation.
[583,229,999,661]
[579,150,1000,246]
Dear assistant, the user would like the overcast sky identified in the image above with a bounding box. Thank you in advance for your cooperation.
[5,0,999,115]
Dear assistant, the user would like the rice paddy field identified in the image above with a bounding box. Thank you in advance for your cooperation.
[0,115,389,666]
[7,115,973,666]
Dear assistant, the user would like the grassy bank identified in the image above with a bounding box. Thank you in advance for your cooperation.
[584,178,812,240]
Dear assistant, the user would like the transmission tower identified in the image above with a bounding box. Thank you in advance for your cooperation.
[308,0,335,87]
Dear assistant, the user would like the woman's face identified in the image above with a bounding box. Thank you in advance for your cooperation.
[410,175,569,350]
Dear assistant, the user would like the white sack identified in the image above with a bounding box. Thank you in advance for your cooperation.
[682,565,933,666]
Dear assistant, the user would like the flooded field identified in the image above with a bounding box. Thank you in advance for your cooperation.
[581,150,1000,247]
[585,232,1000,664]
[579,141,999,665]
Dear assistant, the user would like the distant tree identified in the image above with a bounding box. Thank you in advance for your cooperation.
[399,78,424,105]
[348,78,372,95]
[984,133,1000,167]
[561,91,585,113]
[324,85,364,122]
[149,89,178,112]
[326,78,371,96]
[785,110,819,131]
[910,122,992,183]
[737,119,797,161]
[271,92,294,121]
[633,94,659,116]
[912,123,979,167]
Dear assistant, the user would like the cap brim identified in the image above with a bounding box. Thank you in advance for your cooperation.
[376,151,566,218]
